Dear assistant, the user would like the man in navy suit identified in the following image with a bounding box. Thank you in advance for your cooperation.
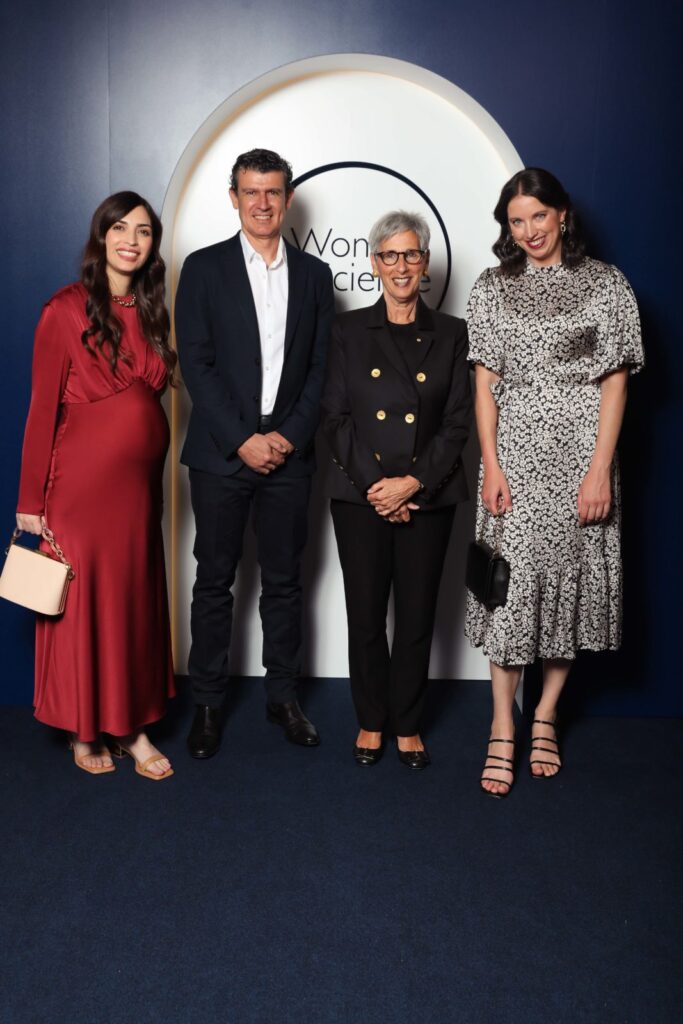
[175,149,334,758]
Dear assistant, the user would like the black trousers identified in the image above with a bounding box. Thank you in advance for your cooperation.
[330,500,455,736]
[188,467,311,706]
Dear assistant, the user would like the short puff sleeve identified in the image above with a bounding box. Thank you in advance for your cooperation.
[592,265,644,381]
[465,268,504,375]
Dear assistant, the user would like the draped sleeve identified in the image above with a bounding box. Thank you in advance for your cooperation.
[591,265,644,381]
[465,268,504,375]
[17,302,72,514]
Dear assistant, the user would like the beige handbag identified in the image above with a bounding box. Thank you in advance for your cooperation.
[0,527,74,615]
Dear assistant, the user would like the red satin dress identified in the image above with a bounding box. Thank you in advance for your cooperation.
[17,283,175,741]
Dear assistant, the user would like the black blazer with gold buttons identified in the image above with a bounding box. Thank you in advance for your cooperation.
[320,296,472,507]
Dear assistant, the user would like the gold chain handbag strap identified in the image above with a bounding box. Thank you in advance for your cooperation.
[9,527,75,579]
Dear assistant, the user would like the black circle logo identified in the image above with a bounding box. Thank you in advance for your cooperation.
[291,161,452,309]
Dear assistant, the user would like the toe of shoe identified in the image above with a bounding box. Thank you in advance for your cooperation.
[290,728,320,746]
[187,737,220,758]
[398,750,430,770]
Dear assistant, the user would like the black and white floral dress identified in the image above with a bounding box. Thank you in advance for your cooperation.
[464,258,644,666]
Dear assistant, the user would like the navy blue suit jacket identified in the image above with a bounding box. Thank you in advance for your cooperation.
[175,232,335,477]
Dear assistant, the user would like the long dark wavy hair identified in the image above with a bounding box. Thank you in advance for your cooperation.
[80,191,177,382]
[492,168,586,277]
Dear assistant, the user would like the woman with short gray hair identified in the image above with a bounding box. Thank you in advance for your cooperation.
[368,211,431,255]
[321,210,472,769]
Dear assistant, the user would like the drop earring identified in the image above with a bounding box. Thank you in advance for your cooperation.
[560,221,567,236]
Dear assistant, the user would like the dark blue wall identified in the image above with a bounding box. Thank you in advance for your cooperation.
[1,0,680,713]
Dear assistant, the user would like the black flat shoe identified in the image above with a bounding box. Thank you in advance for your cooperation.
[187,705,223,759]
[353,743,384,767]
[266,701,320,746]
[397,748,431,770]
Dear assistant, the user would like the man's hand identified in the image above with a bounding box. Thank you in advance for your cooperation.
[237,434,286,475]
[263,431,295,456]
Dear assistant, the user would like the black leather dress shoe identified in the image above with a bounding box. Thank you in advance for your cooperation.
[266,701,320,746]
[187,705,223,759]
[397,748,431,770]
[353,743,384,767]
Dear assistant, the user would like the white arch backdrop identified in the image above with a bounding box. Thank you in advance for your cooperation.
[161,54,523,680]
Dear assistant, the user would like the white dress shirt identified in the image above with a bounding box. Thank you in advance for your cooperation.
[240,231,288,417]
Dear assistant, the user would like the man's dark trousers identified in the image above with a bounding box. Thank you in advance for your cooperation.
[188,466,311,706]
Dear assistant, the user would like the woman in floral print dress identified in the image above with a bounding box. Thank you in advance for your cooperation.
[465,168,643,797]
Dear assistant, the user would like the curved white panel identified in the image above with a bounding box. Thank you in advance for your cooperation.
[162,54,523,680]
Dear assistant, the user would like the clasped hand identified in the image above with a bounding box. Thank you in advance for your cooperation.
[237,431,294,475]
[367,476,421,523]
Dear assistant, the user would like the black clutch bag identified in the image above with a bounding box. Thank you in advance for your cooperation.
[466,532,510,611]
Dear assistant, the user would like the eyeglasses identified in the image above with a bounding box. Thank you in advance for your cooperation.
[374,249,427,266]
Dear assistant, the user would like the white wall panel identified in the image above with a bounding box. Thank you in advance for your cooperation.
[162,55,523,680]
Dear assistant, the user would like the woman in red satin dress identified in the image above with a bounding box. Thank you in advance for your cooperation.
[16,192,176,779]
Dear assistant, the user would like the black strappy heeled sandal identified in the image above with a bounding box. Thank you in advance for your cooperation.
[530,717,562,778]
[480,737,515,799]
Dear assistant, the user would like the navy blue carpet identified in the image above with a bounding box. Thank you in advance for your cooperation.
[1,680,680,1024]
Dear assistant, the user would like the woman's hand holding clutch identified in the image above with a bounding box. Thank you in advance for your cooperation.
[481,465,512,516]
[15,513,44,535]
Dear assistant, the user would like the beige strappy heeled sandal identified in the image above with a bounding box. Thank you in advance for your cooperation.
[111,743,174,781]
[67,736,116,775]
